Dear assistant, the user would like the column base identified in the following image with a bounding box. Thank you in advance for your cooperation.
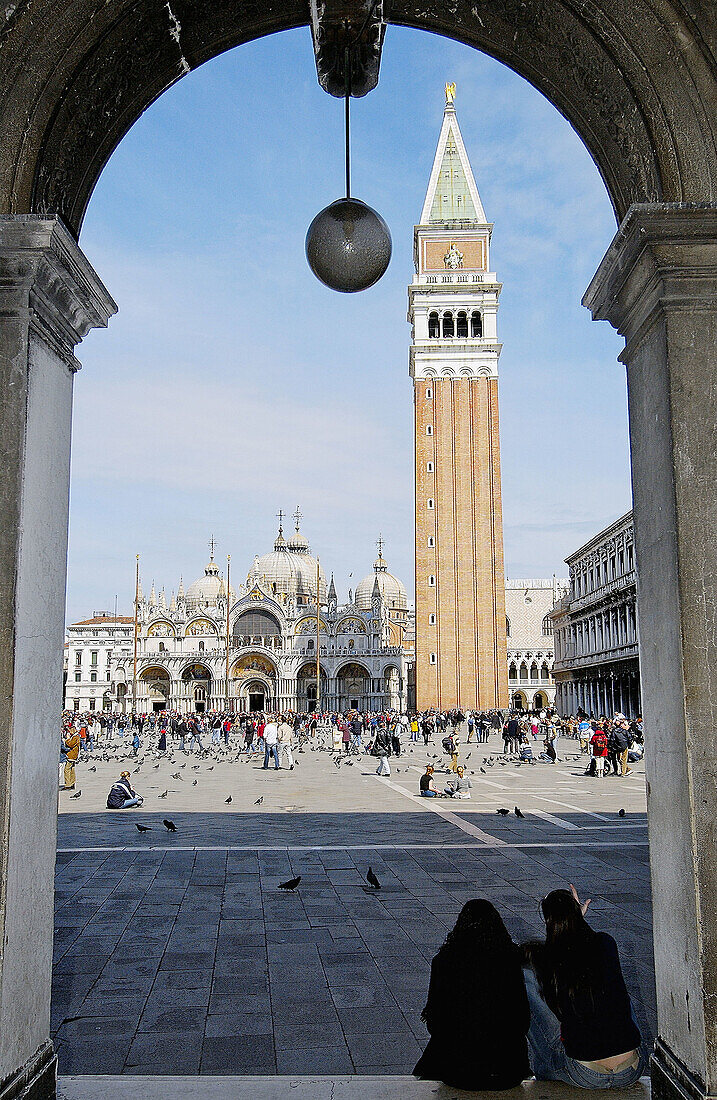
[0,1042,56,1100]
[652,1039,712,1100]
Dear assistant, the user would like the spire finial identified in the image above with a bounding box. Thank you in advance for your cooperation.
[445,81,456,105]
[277,508,285,535]
[293,505,303,532]
[376,533,384,558]
[208,534,216,560]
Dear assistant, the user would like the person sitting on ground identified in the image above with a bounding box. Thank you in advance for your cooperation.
[414,899,530,1090]
[419,765,439,797]
[106,771,144,809]
[522,886,645,1089]
[445,766,472,798]
[519,738,535,763]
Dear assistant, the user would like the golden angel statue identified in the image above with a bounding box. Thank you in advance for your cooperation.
[445,82,456,104]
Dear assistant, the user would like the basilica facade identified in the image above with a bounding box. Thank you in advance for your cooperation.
[64,518,410,715]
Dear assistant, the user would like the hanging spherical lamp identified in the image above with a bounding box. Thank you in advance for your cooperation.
[306,51,392,293]
[306,198,391,293]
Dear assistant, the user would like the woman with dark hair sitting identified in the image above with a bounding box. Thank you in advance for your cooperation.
[414,899,530,1090]
[523,885,646,1088]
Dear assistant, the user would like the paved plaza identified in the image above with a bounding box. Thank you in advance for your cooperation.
[53,732,653,1077]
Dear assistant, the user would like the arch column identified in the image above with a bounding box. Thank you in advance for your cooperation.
[585,203,717,1100]
[0,216,115,1099]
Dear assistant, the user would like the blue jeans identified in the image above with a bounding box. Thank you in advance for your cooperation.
[523,966,647,1088]
[420,790,437,797]
[263,744,279,769]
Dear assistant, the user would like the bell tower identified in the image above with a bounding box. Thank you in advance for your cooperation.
[409,84,508,711]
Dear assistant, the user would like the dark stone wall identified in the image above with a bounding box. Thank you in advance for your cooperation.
[0,0,715,233]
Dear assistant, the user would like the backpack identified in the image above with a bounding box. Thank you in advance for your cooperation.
[442,735,453,753]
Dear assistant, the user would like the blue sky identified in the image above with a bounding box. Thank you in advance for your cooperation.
[68,25,631,622]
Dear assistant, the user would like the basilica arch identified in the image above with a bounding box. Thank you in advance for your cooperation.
[0,4,716,1100]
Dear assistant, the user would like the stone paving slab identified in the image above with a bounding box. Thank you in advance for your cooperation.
[53,735,653,1076]
[57,1076,652,1100]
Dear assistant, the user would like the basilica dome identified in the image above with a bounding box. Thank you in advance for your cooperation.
[251,523,327,604]
[185,558,224,610]
[355,549,408,612]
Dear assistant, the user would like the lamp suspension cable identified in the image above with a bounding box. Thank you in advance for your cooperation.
[344,45,351,200]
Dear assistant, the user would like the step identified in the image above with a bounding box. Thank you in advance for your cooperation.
[57,1075,652,1100]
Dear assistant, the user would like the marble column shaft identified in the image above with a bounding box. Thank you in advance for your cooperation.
[0,216,115,1099]
[585,202,717,1100]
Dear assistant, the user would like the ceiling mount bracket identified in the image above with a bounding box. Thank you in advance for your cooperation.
[309,0,386,98]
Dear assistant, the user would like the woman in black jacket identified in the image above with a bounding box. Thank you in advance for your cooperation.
[523,885,646,1088]
[414,899,530,1090]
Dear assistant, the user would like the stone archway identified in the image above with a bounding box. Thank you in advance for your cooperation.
[1,6,716,1100]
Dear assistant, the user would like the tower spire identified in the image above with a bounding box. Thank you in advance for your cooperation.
[420,83,486,225]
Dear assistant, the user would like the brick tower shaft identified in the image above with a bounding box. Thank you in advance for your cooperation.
[409,84,508,711]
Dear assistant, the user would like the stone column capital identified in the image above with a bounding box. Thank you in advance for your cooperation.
[583,203,717,359]
[0,214,116,368]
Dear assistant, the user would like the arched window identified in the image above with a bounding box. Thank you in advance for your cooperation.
[541,664,550,681]
[530,662,539,681]
[542,615,553,635]
[159,642,166,652]
[470,310,482,337]
[307,639,314,652]
[427,498,434,509]
[428,311,439,338]
[509,663,517,681]
[198,641,204,652]
[233,610,281,639]
[519,662,529,682]
[442,311,454,338]
[506,616,511,637]
[456,311,468,337]
[429,575,436,587]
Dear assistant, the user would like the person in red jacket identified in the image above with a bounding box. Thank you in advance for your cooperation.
[590,727,609,778]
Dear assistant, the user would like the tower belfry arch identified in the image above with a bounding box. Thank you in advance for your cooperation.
[0,5,716,1100]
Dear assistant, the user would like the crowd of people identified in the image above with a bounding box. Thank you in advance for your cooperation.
[59,703,644,805]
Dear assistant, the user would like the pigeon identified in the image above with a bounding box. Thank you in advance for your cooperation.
[514,806,524,818]
[89,765,97,772]
[153,763,160,769]
[366,867,381,889]
[278,876,301,891]
[193,780,198,786]
[225,795,232,804]
[618,808,626,817]
[480,767,486,774]
[171,772,183,781]
[179,763,186,768]
[207,766,214,771]
[158,790,168,798]
[163,819,176,832]
[70,790,82,799]
[496,808,510,816]
[254,796,263,805]
[135,823,151,833]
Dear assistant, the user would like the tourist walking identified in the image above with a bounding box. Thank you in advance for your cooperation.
[262,717,280,770]
[277,716,295,769]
